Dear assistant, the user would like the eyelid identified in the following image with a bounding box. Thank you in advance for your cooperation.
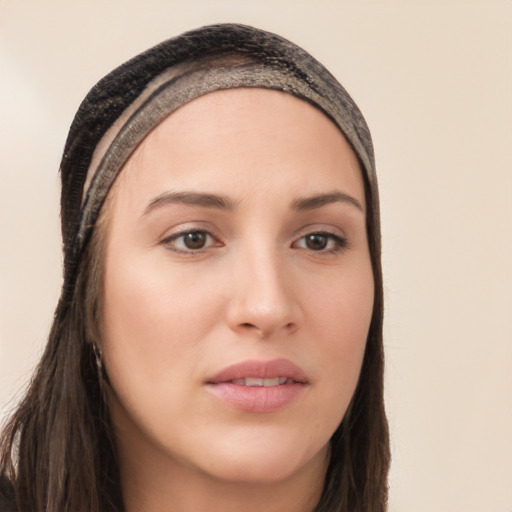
[160,227,222,254]
[159,223,349,255]
[292,229,349,253]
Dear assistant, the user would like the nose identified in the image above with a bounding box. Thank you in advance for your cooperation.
[226,249,300,339]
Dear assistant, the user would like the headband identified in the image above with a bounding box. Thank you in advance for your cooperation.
[59,23,377,292]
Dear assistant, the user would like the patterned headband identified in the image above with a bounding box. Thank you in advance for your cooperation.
[59,23,377,289]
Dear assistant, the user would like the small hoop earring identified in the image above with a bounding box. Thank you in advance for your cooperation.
[92,342,109,384]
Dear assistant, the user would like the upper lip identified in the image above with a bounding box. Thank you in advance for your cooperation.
[206,358,308,384]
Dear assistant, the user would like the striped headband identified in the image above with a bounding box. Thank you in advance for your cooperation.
[59,23,377,290]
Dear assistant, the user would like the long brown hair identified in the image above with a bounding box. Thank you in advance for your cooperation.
[0,213,122,511]
[0,23,389,512]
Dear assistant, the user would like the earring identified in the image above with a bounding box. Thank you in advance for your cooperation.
[92,342,108,384]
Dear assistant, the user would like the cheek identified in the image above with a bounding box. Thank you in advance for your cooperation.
[100,247,221,399]
[305,260,374,350]
[103,250,218,341]
[301,262,374,425]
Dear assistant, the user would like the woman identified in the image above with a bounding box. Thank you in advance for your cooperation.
[0,23,389,511]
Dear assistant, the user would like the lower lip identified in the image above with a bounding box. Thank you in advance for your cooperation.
[206,382,307,413]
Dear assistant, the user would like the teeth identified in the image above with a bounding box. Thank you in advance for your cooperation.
[231,377,288,386]
[246,377,277,387]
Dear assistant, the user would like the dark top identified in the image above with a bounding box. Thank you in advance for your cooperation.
[0,477,16,512]
[0,498,15,512]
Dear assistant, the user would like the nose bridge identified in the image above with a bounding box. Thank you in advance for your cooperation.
[228,237,298,337]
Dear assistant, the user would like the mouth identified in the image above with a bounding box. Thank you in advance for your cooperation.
[230,377,291,386]
[206,358,308,384]
[205,359,308,413]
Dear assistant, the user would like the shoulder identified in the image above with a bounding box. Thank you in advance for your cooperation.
[0,499,16,512]
[0,477,16,512]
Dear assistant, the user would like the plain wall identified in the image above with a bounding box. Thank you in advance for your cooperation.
[1,1,511,511]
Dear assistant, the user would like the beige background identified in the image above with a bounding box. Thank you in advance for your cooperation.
[1,1,511,511]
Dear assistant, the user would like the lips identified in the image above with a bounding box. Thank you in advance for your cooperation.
[205,359,308,413]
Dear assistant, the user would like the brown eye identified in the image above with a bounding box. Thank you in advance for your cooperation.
[305,234,329,251]
[164,230,216,253]
[294,232,348,253]
[183,231,207,249]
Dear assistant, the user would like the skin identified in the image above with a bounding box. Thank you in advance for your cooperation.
[101,88,374,512]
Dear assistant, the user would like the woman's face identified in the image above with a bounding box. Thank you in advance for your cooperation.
[101,88,373,486]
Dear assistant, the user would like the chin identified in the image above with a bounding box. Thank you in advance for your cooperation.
[195,430,330,485]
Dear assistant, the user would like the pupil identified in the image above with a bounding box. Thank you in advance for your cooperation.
[184,232,206,249]
[306,234,327,250]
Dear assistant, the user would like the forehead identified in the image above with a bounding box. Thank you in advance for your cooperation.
[110,88,365,209]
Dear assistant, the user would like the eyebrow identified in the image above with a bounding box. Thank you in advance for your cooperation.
[292,192,364,212]
[143,191,237,216]
[143,189,363,217]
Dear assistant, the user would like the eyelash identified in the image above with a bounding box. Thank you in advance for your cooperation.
[161,229,348,255]
[162,230,219,254]
[292,232,349,254]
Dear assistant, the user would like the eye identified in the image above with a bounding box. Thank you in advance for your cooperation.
[163,230,216,253]
[294,232,348,253]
